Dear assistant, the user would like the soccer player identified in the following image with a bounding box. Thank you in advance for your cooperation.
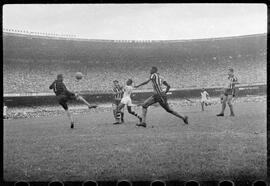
[112,80,124,123]
[200,88,210,111]
[49,74,97,128]
[114,79,142,125]
[217,68,239,117]
[134,67,188,127]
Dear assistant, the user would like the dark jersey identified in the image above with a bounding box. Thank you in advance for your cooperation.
[49,80,68,96]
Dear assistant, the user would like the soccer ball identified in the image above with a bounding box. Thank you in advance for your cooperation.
[75,72,83,80]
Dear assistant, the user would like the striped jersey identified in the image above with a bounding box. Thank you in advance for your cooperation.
[227,75,238,89]
[112,85,123,100]
[150,73,165,96]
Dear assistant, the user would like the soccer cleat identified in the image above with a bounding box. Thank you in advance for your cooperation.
[113,121,122,125]
[216,113,224,117]
[121,113,124,123]
[70,122,74,129]
[230,113,235,117]
[88,105,97,109]
[183,116,189,124]
[136,122,146,127]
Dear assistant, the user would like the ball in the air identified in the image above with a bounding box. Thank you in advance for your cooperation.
[75,72,83,80]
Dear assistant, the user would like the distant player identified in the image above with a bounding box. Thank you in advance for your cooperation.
[200,88,210,111]
[217,68,239,116]
[49,74,97,128]
[112,80,124,123]
[114,79,142,124]
[135,67,188,127]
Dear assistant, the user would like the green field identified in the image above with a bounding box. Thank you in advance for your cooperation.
[4,100,266,181]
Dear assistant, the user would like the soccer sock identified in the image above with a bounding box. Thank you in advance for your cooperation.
[130,110,141,119]
[116,112,121,122]
[170,110,184,120]
[121,112,124,121]
[66,110,74,124]
[78,96,91,107]
[142,108,147,123]
[113,109,117,119]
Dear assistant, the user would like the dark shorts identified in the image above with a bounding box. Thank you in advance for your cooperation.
[113,99,121,107]
[142,93,170,110]
[57,92,76,110]
[224,88,236,97]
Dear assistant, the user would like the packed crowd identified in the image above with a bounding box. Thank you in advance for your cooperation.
[3,33,266,94]
[3,52,266,94]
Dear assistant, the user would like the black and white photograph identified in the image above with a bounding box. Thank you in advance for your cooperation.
[3,4,267,182]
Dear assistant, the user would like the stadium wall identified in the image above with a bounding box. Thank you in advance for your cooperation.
[3,83,266,108]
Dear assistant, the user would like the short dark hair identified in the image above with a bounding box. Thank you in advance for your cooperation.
[229,68,234,72]
[57,74,63,79]
[113,80,119,83]
[152,66,158,72]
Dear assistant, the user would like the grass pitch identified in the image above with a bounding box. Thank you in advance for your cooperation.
[4,100,266,181]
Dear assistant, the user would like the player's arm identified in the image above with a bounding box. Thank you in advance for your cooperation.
[49,80,56,89]
[134,79,150,88]
[163,81,170,94]
[232,77,239,85]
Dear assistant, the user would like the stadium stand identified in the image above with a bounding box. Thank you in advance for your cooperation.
[3,31,266,94]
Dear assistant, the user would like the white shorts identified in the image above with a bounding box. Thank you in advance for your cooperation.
[121,97,132,106]
[201,99,209,103]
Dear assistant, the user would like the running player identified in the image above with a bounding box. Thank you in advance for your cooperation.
[112,80,124,123]
[200,88,210,111]
[135,67,188,127]
[49,74,97,128]
[217,68,239,116]
[114,79,142,124]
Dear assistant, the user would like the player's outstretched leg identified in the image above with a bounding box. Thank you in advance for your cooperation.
[77,95,97,109]
[163,105,188,124]
[127,106,142,122]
